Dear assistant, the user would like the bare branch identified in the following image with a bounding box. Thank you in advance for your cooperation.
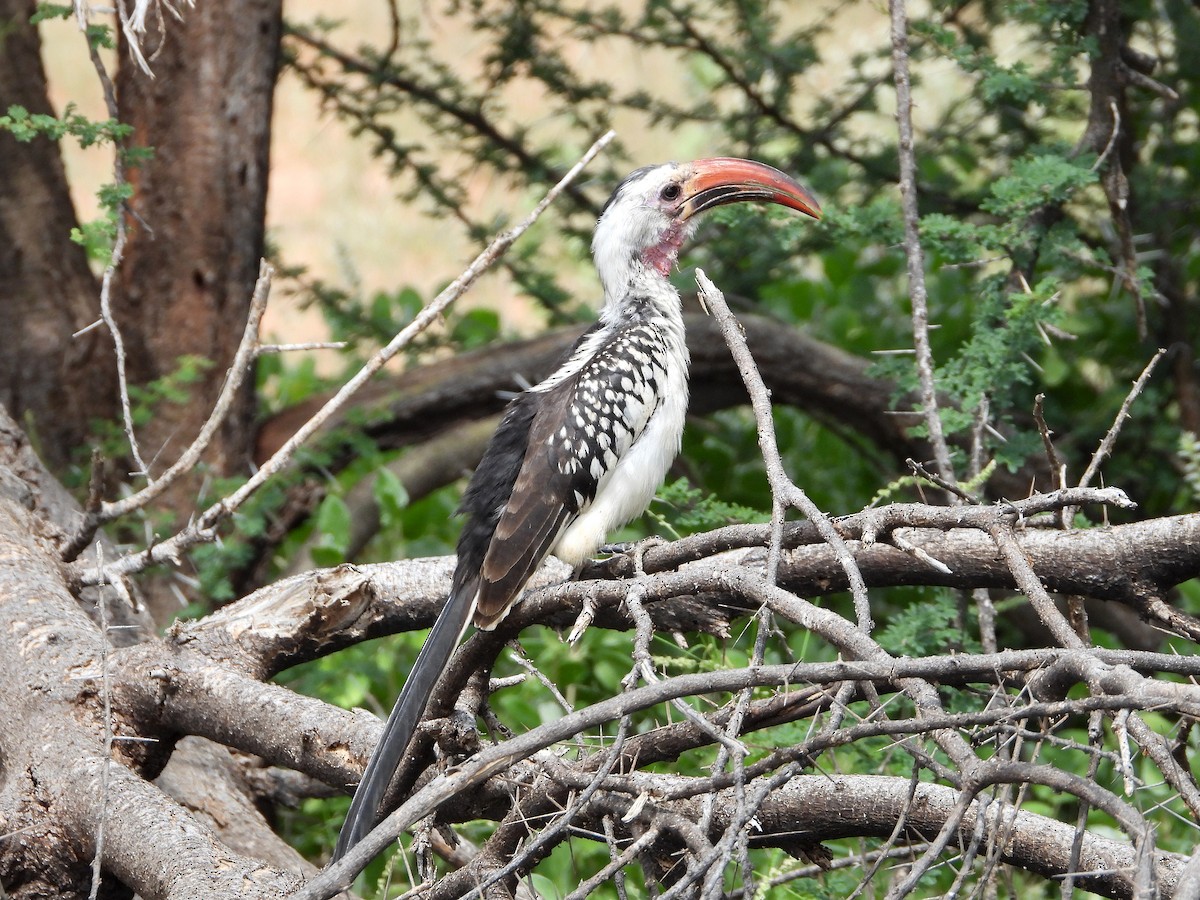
[256,341,348,354]
[78,131,616,587]
[1078,349,1166,489]
[62,261,275,562]
[889,0,956,489]
[73,2,148,478]
[696,270,873,630]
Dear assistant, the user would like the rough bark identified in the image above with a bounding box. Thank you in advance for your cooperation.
[0,0,113,471]
[0,407,304,899]
[112,0,282,481]
[4,402,1200,897]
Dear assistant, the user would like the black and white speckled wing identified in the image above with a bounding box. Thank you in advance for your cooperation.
[473,317,672,628]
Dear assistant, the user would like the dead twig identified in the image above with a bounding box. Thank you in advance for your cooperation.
[78,131,616,588]
[74,1,147,479]
[1078,349,1166,490]
[696,270,874,632]
[889,0,956,492]
[62,262,275,562]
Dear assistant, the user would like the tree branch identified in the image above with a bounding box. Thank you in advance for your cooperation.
[76,131,616,588]
[889,0,956,487]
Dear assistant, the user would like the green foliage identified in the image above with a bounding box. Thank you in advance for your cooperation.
[449,307,501,350]
[30,3,73,24]
[71,180,136,260]
[0,103,131,147]
[1,95,150,261]
[83,21,113,49]
[877,591,980,658]
[372,468,410,531]
[128,355,213,425]
[1180,432,1200,506]
[647,477,768,538]
[310,494,352,567]
[256,352,326,413]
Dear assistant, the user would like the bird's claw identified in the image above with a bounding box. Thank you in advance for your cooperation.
[598,540,635,555]
[620,535,667,576]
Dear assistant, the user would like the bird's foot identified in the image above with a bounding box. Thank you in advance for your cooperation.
[609,535,666,576]
[597,540,635,556]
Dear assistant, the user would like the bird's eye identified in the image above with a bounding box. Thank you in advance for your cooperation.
[660,183,682,202]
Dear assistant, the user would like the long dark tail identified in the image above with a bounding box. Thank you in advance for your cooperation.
[332,585,476,862]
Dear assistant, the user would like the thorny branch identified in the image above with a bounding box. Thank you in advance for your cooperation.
[697,270,874,631]
[889,0,956,491]
[1079,349,1166,490]
[72,0,148,479]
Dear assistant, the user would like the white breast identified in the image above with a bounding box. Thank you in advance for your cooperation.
[552,317,689,566]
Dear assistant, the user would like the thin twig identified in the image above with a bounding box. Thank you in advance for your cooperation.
[1078,349,1165,489]
[1033,393,1070,528]
[885,760,1151,900]
[79,131,616,587]
[974,587,997,655]
[114,0,155,76]
[845,766,924,900]
[968,393,989,481]
[459,722,632,900]
[906,458,979,505]
[75,2,148,478]
[1092,98,1122,172]
[698,605,770,893]
[561,825,661,900]
[624,585,747,758]
[889,0,956,492]
[88,548,112,900]
[986,522,1082,649]
[730,842,933,897]
[62,262,275,562]
[255,341,348,354]
[508,642,574,716]
[696,270,874,632]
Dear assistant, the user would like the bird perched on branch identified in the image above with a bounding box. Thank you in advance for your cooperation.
[333,157,820,861]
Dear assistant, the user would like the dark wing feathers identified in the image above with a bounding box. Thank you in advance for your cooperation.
[460,314,673,630]
[475,379,599,627]
[452,394,539,594]
[331,574,476,860]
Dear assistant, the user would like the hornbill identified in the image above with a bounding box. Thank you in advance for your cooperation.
[333,158,821,861]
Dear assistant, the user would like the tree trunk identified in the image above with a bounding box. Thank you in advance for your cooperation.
[113,0,282,484]
[0,0,114,472]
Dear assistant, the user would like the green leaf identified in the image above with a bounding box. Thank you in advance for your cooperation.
[373,468,410,530]
[31,3,74,24]
[450,307,501,350]
[311,494,352,566]
[981,152,1096,219]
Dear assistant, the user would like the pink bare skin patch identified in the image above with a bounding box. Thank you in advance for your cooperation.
[640,222,686,276]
